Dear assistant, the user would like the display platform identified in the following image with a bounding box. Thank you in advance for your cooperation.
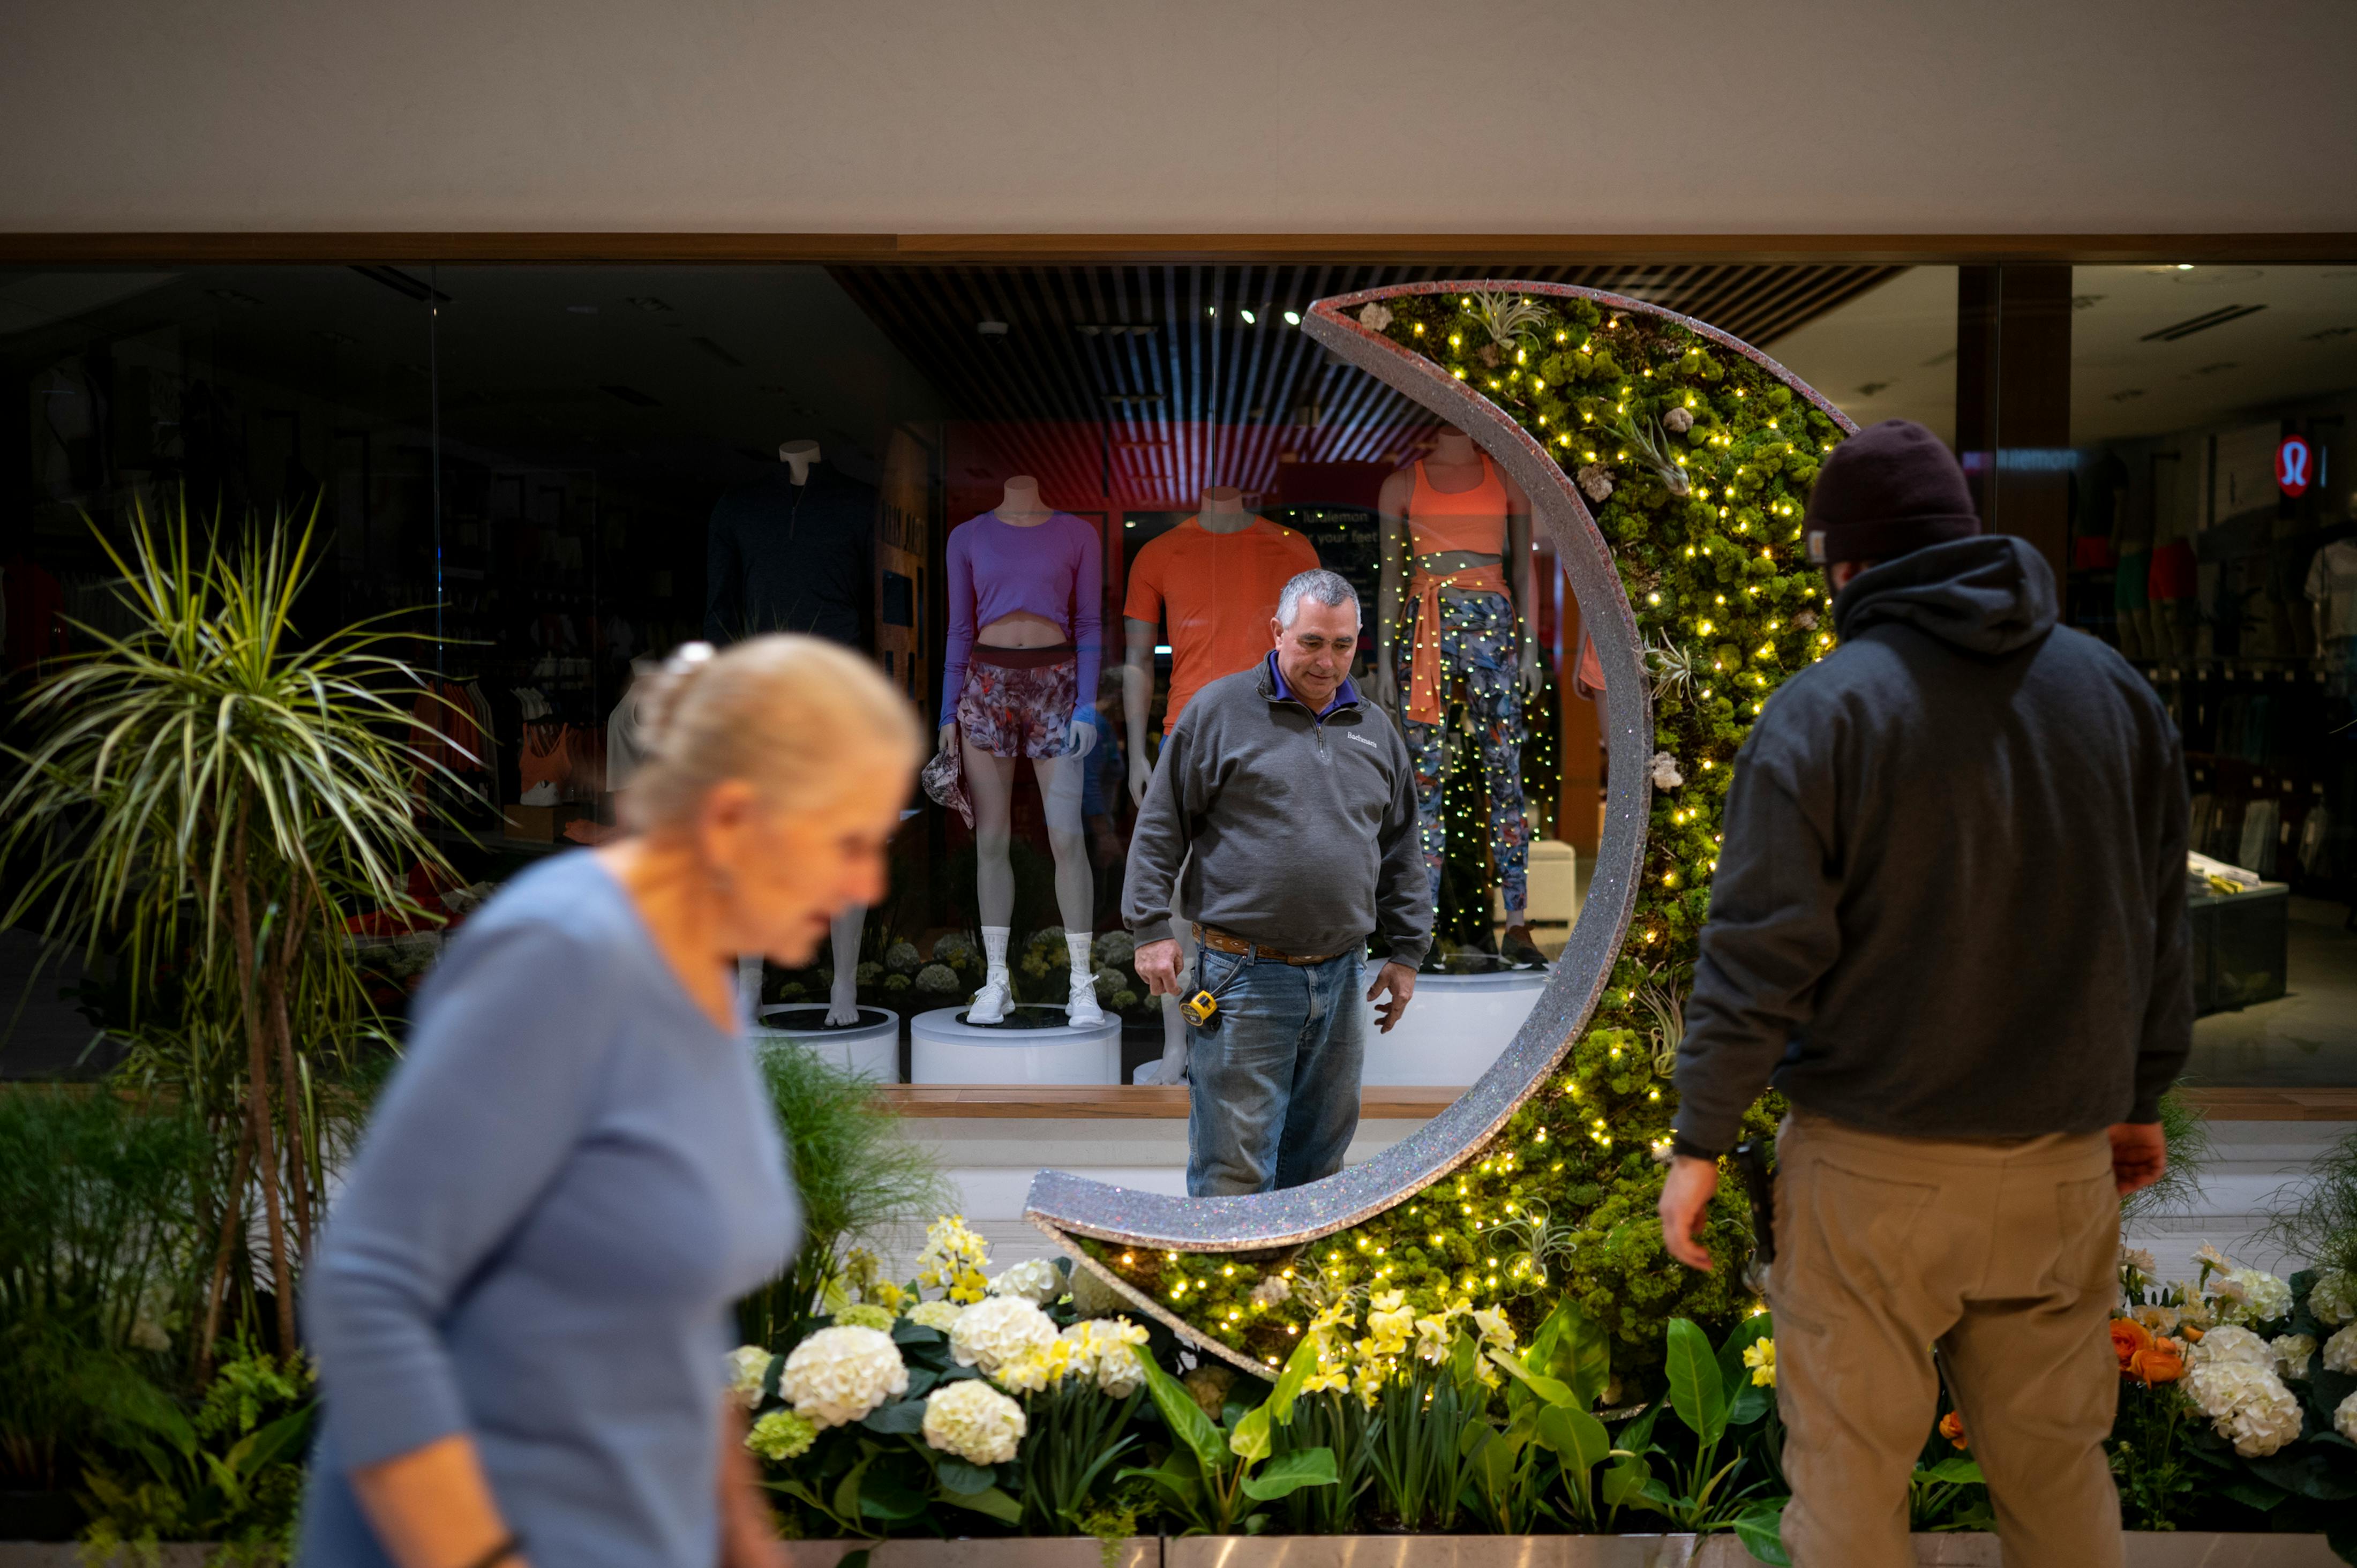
[1361,968,1548,1086]
[910,1004,1123,1085]
[756,1004,900,1082]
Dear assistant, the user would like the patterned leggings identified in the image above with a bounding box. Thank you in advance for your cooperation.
[1394,589,1530,918]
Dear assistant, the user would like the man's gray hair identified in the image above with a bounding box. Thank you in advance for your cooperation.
[1276,568,1360,628]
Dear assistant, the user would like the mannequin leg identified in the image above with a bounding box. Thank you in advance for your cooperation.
[962,739,1020,1023]
[1395,603,1450,914]
[827,905,867,1026]
[737,954,764,1022]
[1462,597,1532,941]
[964,736,1019,929]
[1033,752,1103,1026]
[1142,912,1198,1084]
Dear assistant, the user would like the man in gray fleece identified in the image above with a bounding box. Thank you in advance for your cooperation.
[1125,567,1431,1196]
[1658,420,2191,1568]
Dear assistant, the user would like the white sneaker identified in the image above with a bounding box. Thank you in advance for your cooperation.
[1066,976,1106,1027]
[966,974,1011,1026]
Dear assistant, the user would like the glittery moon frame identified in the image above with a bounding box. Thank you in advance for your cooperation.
[1026,282,1857,1374]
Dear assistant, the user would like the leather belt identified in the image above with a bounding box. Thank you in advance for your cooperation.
[1193,924,1345,967]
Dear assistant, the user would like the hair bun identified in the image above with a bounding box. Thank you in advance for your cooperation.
[640,641,719,759]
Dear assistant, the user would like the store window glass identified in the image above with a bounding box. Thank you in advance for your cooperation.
[2067,264,2357,1084]
[5,259,1959,1108]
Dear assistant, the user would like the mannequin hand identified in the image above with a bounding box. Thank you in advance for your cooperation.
[1365,662,1399,711]
[1128,755,1151,807]
[1066,716,1098,758]
[1134,939,1182,996]
[1521,649,1546,700]
[937,723,957,756]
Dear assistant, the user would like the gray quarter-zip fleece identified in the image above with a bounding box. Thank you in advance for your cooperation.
[1123,657,1432,966]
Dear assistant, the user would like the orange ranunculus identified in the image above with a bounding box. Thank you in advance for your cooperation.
[1938,1411,1968,1450]
[2178,1323,2204,1344]
[2131,1337,2188,1385]
[2110,1316,2154,1375]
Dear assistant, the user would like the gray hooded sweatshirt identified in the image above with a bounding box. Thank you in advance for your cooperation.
[1673,535,2193,1154]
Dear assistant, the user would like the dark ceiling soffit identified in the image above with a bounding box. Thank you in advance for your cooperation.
[1,232,2353,266]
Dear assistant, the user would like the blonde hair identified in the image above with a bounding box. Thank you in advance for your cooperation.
[622,635,923,833]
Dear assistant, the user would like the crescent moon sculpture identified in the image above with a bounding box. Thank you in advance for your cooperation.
[1025,281,1859,1374]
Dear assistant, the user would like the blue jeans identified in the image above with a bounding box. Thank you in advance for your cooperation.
[1185,945,1364,1196]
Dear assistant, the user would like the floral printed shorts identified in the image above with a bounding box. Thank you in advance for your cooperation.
[956,644,1078,759]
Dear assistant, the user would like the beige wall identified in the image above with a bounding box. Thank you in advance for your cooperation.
[3,0,2353,236]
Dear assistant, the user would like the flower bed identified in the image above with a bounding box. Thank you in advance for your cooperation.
[727,1220,2357,1564]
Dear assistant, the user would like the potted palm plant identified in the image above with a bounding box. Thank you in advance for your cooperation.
[2,498,459,1372]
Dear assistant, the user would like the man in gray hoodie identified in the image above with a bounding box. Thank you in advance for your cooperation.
[1658,421,2190,1568]
[1125,568,1430,1196]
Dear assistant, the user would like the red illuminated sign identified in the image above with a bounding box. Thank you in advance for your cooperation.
[2277,434,2312,498]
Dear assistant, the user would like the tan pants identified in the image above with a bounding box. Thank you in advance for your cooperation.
[1771,1109,2123,1568]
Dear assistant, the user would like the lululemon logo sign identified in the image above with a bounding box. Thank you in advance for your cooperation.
[2278,434,2313,498]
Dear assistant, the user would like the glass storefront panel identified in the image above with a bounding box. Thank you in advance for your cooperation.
[2067,262,2357,1084]
[9,257,2344,1104]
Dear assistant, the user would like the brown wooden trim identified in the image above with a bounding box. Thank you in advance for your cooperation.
[1,231,2353,267]
[870,1083,2357,1122]
[2176,1087,2357,1122]
[876,1085,1458,1120]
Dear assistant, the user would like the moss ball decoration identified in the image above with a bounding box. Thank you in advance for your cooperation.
[1079,290,1840,1379]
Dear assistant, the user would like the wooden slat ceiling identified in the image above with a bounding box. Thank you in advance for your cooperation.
[831,262,1900,509]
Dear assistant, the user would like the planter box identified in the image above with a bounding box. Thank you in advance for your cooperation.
[772,1543,1157,1567]
[3,1535,2336,1567]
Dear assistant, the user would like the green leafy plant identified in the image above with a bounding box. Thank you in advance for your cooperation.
[737,1047,950,1353]
[1605,1316,1785,1555]
[77,1340,314,1565]
[1,499,453,1365]
[1121,1341,1337,1535]
[0,1089,207,1495]
[2263,1128,2357,1279]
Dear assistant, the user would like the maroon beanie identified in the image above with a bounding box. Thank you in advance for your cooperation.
[1801,419,1981,566]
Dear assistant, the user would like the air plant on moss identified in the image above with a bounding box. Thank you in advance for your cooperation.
[1645,634,1698,704]
[1610,409,1692,498]
[1465,290,1553,351]
[1632,964,1687,1076]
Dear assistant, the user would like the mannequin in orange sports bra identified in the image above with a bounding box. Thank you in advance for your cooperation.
[1371,425,1547,967]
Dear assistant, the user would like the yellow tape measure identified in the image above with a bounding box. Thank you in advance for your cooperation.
[1181,989,1219,1027]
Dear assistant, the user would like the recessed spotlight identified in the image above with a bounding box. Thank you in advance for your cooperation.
[1283,310,1302,326]
[977,320,1008,336]
[2176,264,2195,271]
[1241,309,1257,324]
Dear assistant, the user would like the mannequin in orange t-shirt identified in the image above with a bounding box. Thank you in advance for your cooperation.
[1120,486,1319,1086]
[1121,486,1320,804]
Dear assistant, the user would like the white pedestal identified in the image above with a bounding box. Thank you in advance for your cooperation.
[909,1005,1122,1085]
[1361,969,1548,1086]
[756,1004,900,1082]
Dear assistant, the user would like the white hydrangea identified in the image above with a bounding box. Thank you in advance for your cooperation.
[1356,302,1394,332]
[2271,1333,2317,1381]
[2188,1324,2273,1369]
[923,1377,1028,1466]
[2325,1322,2357,1375]
[2310,1270,2357,1327]
[988,1258,1063,1304]
[2337,1389,2357,1445]
[2215,1267,2294,1327]
[779,1326,909,1428]
[1064,1317,1151,1399]
[726,1345,775,1408]
[2183,1361,2304,1458]
[905,1299,963,1332]
[1067,1262,1128,1317]
[948,1295,1059,1374]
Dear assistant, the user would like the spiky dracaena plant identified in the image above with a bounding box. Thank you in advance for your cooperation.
[0,499,456,1368]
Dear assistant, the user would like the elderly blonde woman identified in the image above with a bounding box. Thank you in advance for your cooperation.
[299,637,921,1568]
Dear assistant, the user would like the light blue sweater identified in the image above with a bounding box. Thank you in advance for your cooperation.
[298,852,800,1567]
